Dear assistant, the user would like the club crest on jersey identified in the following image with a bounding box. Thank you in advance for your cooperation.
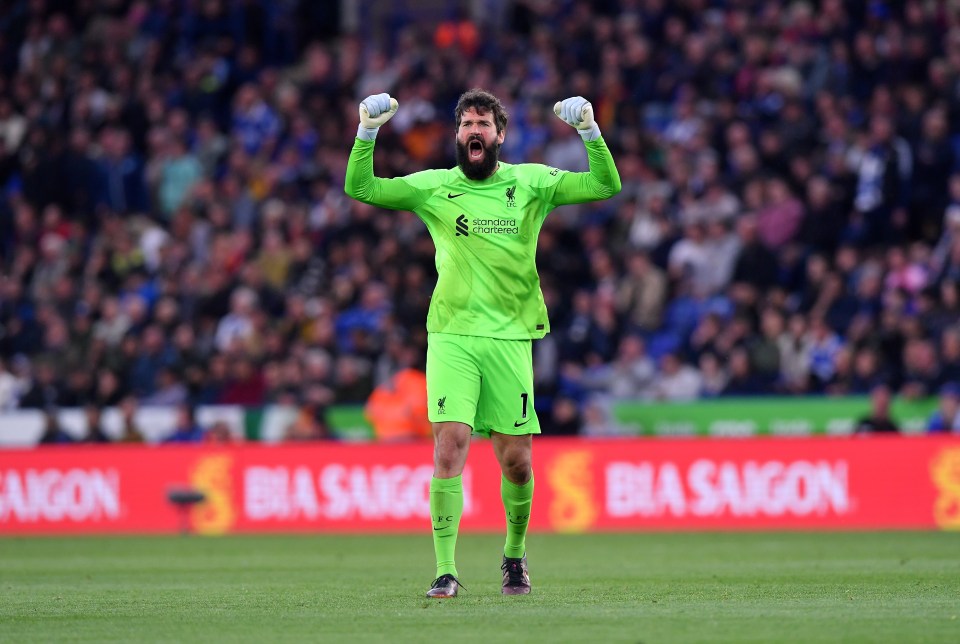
[437,396,447,414]
[505,186,517,207]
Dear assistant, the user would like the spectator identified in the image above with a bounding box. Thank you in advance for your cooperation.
[899,338,941,400]
[703,219,741,294]
[215,288,257,353]
[627,188,672,253]
[884,246,927,298]
[364,348,430,442]
[825,346,856,396]
[0,97,27,152]
[540,396,582,436]
[93,368,126,407]
[283,392,331,442]
[164,405,205,443]
[117,396,145,444]
[38,409,73,446]
[698,352,728,398]
[721,347,768,396]
[332,355,373,405]
[574,334,655,401]
[231,83,280,155]
[756,177,805,251]
[909,106,953,241]
[92,297,131,348]
[797,175,848,256]
[849,347,888,395]
[850,114,912,247]
[82,404,111,444]
[579,398,629,438]
[939,326,960,386]
[18,362,62,409]
[927,383,960,433]
[97,127,148,214]
[748,307,785,387]
[335,281,391,354]
[205,421,235,444]
[854,384,899,434]
[730,215,779,294]
[220,357,266,406]
[931,183,960,275]
[649,353,702,402]
[687,312,724,362]
[807,316,845,391]
[128,325,176,398]
[142,367,189,407]
[667,222,712,295]
[0,358,20,410]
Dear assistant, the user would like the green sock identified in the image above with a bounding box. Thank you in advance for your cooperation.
[501,474,534,559]
[430,475,463,577]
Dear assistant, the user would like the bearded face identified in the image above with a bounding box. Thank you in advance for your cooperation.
[456,135,501,180]
[455,106,505,180]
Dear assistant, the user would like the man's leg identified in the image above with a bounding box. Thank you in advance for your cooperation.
[492,432,533,594]
[427,421,471,597]
[425,333,482,597]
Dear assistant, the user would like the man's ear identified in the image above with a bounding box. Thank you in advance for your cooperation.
[497,129,506,145]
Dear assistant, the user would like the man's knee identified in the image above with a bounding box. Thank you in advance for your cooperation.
[501,450,532,485]
[433,422,471,476]
[434,442,467,471]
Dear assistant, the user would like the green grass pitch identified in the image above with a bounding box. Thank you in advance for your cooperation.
[1,532,958,643]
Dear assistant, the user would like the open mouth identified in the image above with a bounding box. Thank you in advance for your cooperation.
[468,140,484,160]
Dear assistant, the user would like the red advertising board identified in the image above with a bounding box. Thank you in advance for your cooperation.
[1,437,959,535]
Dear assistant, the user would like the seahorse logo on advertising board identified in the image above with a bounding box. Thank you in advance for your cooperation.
[547,450,597,533]
[189,454,236,535]
[931,447,960,530]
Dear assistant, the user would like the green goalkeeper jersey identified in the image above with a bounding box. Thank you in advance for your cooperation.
[345,137,621,339]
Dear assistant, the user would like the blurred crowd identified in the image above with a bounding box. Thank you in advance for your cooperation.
[2,0,960,439]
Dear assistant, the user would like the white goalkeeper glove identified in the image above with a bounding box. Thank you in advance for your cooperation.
[357,93,399,141]
[553,96,601,142]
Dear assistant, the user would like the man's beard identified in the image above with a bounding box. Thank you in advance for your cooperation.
[456,137,500,180]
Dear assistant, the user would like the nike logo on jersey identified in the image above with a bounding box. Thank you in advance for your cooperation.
[514,419,531,427]
[448,192,466,198]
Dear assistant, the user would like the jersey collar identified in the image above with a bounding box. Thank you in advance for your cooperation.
[454,162,511,183]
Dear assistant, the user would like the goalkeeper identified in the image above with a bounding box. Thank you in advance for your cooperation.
[345,89,621,598]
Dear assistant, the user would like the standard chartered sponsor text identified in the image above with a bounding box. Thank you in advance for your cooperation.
[472,217,518,235]
[605,459,849,518]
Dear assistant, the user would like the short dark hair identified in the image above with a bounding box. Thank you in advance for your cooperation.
[454,88,508,133]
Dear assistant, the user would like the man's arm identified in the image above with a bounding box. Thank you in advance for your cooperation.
[345,139,431,211]
[344,93,430,211]
[551,138,621,205]
[548,96,622,205]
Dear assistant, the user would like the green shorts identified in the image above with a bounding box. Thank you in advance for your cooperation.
[426,332,541,437]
